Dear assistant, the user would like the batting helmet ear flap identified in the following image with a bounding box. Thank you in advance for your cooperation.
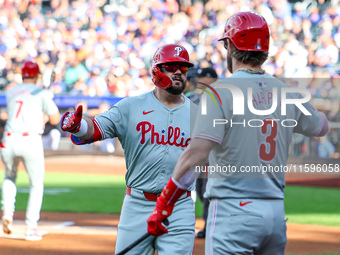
[151,44,193,88]
[152,65,173,90]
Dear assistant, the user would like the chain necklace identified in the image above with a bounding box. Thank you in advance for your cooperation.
[235,68,265,74]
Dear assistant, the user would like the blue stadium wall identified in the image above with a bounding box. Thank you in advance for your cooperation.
[0,94,124,110]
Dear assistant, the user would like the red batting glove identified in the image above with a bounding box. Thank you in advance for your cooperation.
[147,197,172,236]
[147,178,187,236]
[61,105,83,133]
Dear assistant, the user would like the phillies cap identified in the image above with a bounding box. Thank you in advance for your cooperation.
[197,67,218,79]
[186,67,200,80]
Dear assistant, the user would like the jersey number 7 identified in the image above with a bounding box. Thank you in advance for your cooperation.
[259,118,277,162]
[15,100,23,118]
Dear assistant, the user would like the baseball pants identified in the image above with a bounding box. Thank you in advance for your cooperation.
[1,134,45,229]
[206,198,287,255]
[115,187,195,255]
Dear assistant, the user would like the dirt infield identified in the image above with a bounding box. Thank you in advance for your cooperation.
[1,154,340,255]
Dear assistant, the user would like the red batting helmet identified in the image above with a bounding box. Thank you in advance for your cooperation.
[151,44,194,89]
[21,61,40,78]
[218,12,269,52]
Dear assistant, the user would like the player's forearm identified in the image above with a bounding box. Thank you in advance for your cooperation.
[172,145,192,182]
[147,139,214,236]
[173,138,214,188]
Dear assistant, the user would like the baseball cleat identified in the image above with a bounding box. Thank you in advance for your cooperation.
[196,227,206,239]
[2,215,13,234]
[25,228,42,241]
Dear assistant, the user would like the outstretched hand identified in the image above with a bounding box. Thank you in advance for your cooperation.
[61,105,83,133]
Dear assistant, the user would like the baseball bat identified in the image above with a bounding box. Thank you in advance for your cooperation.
[114,218,169,255]
[50,70,56,86]
[41,69,56,90]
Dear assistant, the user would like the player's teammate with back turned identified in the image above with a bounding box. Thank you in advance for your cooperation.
[147,12,329,255]
[1,60,60,241]
[60,44,197,254]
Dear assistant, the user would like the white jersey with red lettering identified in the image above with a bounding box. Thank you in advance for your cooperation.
[4,83,58,134]
[1,83,59,230]
[94,90,197,254]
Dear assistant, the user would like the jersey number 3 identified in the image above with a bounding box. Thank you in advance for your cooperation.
[259,118,277,162]
[15,100,23,118]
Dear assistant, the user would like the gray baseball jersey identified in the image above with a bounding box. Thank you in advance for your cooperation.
[94,91,197,254]
[1,83,59,229]
[94,91,196,193]
[193,71,324,255]
[193,72,324,199]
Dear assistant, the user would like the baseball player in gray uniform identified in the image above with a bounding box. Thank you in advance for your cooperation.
[147,12,330,255]
[60,44,197,254]
[1,61,60,241]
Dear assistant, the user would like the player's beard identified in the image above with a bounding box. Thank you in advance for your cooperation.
[166,77,187,95]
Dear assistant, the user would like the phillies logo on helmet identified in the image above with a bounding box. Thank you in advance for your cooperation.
[174,47,183,57]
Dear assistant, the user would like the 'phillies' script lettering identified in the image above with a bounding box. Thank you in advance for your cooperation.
[136,121,190,148]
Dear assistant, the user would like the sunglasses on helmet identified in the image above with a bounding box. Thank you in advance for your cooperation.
[161,64,189,74]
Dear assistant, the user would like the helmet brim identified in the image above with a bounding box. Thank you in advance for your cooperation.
[157,58,194,68]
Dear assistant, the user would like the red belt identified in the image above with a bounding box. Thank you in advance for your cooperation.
[7,132,41,136]
[126,187,191,201]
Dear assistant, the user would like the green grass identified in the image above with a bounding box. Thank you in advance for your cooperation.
[284,185,340,226]
[0,170,126,213]
[195,196,203,218]
[1,170,340,227]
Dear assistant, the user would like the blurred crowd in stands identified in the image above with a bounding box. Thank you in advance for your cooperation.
[0,0,339,156]
[0,0,340,97]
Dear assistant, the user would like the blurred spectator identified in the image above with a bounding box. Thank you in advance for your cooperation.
[64,49,89,91]
[50,68,67,94]
[290,134,306,156]
[196,66,218,90]
[183,66,200,104]
[314,36,339,76]
[86,67,109,97]
[327,102,340,122]
[317,136,336,158]
[42,120,62,151]
[0,0,339,143]
[309,5,322,27]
